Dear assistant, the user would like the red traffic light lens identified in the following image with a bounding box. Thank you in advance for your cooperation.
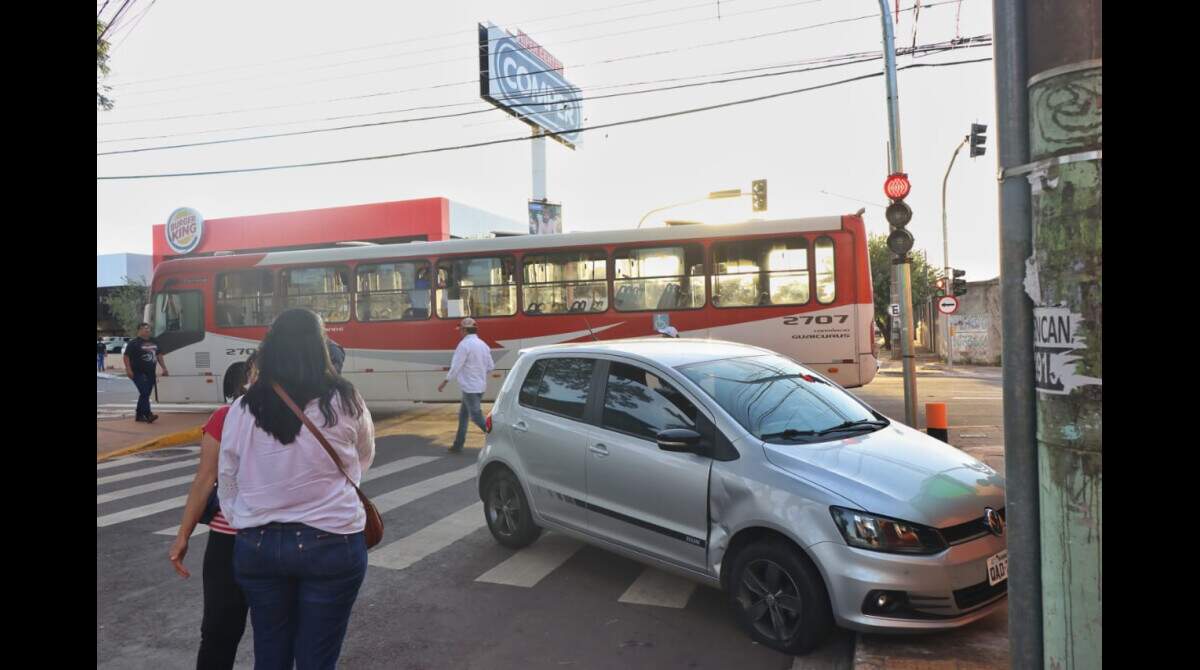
[884,173,911,200]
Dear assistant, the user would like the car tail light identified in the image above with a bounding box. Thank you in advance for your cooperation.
[485,413,493,433]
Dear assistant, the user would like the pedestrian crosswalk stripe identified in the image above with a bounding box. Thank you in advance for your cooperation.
[152,455,443,537]
[97,458,200,485]
[98,456,150,471]
[368,502,485,570]
[369,465,477,515]
[475,531,584,588]
[97,473,195,504]
[98,494,190,528]
[98,403,224,411]
[617,567,698,609]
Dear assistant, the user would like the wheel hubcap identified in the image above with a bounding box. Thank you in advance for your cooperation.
[736,559,803,642]
[488,480,521,536]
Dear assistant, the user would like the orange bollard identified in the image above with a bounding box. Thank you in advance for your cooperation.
[926,402,949,443]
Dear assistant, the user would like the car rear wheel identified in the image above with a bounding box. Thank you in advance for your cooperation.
[728,539,833,655]
[483,469,541,549]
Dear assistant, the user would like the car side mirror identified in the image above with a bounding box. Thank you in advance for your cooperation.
[657,428,703,454]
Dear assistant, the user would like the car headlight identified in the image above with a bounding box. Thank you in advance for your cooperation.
[829,506,947,555]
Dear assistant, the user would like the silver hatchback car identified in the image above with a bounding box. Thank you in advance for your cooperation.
[476,339,1007,654]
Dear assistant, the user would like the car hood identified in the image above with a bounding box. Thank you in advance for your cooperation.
[760,421,1006,528]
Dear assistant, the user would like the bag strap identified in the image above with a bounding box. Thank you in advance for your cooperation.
[271,382,363,495]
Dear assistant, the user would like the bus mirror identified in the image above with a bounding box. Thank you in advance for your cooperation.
[143,303,152,325]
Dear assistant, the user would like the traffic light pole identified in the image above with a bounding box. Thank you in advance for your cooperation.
[941,136,968,369]
[877,0,917,426]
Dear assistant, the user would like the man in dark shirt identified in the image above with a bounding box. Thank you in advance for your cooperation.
[123,322,170,423]
[97,338,107,372]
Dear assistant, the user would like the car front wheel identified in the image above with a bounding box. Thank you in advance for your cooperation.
[728,538,833,654]
[482,469,541,549]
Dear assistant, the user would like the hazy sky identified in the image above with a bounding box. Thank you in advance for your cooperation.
[97,0,1000,280]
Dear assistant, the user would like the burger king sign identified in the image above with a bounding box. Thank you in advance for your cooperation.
[166,207,205,255]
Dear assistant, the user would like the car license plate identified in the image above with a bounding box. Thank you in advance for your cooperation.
[987,550,1008,586]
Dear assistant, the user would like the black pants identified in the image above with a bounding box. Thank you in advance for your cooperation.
[132,373,155,419]
[198,531,249,670]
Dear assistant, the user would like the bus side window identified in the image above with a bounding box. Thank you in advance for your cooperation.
[712,238,809,307]
[436,256,517,319]
[613,245,703,312]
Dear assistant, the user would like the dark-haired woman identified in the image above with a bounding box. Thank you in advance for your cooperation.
[218,308,374,669]
[169,352,257,669]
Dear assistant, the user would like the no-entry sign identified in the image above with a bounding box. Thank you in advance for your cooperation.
[937,296,959,315]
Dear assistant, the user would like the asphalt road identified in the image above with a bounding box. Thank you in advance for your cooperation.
[97,370,1001,669]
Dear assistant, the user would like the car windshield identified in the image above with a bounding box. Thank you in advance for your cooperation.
[678,354,885,443]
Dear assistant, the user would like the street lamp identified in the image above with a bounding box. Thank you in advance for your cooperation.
[636,188,745,229]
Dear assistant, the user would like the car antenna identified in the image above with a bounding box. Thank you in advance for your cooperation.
[580,315,599,342]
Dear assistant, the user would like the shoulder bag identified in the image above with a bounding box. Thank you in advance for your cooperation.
[271,382,384,548]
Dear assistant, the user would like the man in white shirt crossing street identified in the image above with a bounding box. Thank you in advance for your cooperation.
[438,318,495,453]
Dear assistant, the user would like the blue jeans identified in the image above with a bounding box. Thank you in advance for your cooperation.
[452,392,486,449]
[97,353,105,372]
[233,523,367,670]
[132,373,155,419]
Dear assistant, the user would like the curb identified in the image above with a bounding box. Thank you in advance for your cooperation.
[97,425,205,463]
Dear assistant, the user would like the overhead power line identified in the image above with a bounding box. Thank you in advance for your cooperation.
[97,56,992,181]
[114,0,837,108]
[97,0,135,44]
[104,0,674,87]
[97,38,990,156]
[100,2,948,127]
[113,0,825,98]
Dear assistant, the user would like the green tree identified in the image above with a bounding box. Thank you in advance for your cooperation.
[97,19,114,110]
[102,276,148,336]
[868,234,940,349]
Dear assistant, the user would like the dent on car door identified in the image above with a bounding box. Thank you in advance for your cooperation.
[514,357,596,533]
[583,359,711,571]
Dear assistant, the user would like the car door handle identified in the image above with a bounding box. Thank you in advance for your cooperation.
[511,421,529,432]
[589,443,609,456]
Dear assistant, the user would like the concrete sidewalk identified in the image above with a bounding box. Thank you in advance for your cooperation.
[97,411,210,461]
[876,350,1002,379]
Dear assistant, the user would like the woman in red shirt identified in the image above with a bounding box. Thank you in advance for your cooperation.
[168,354,256,670]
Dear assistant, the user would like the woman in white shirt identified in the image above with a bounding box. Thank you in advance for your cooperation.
[218,308,374,669]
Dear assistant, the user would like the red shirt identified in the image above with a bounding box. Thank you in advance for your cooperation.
[202,406,236,535]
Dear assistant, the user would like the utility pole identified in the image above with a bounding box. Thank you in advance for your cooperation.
[875,0,917,426]
[940,135,967,368]
[997,1,1102,668]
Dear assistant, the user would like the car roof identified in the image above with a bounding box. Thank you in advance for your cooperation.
[518,338,777,369]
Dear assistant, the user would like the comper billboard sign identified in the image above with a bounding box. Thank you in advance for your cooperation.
[479,22,582,148]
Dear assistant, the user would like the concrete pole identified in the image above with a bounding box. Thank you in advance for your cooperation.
[1026,3,1102,668]
[941,137,967,368]
[876,0,917,426]
[993,1,1042,666]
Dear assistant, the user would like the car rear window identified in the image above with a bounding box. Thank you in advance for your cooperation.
[519,357,595,420]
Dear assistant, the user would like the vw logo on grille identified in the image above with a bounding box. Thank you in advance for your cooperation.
[984,508,1006,537]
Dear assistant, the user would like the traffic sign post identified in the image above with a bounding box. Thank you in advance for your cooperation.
[938,294,959,367]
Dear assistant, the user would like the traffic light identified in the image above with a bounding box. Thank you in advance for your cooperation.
[952,268,967,296]
[883,173,913,257]
[935,276,947,296]
[969,123,987,158]
[751,179,767,212]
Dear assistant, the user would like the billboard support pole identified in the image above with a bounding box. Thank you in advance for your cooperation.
[531,128,547,202]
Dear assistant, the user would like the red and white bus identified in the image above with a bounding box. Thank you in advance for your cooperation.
[147,215,877,406]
